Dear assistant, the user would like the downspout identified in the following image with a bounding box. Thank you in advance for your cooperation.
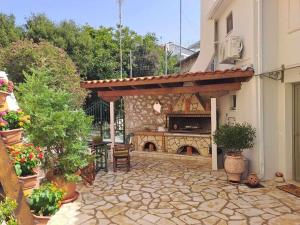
[256,0,265,179]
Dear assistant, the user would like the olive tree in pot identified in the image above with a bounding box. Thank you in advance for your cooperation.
[213,122,256,182]
[17,69,92,202]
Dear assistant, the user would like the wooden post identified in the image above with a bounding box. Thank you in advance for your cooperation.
[0,140,34,225]
[211,98,218,170]
[110,101,115,163]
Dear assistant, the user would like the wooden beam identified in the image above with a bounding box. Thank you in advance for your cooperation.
[100,96,120,102]
[82,70,253,89]
[98,83,241,98]
[0,140,34,225]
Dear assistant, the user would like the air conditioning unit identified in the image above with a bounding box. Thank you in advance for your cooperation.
[218,36,243,64]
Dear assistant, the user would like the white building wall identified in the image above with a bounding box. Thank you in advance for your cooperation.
[194,0,300,180]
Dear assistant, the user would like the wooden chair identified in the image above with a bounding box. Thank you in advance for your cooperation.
[112,134,134,172]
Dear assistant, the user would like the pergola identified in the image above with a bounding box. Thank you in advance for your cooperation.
[81,68,254,170]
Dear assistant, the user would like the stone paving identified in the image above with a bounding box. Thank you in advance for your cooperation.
[48,156,300,225]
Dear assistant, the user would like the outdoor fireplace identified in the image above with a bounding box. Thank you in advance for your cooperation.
[167,113,211,134]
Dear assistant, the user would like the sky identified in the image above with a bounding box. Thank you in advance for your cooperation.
[0,0,201,47]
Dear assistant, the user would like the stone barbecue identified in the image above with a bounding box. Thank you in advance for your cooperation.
[134,131,211,156]
[126,93,212,157]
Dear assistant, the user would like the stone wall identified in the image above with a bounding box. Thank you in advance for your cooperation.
[124,95,180,134]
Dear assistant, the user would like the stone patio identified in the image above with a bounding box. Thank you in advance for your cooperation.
[48,155,300,225]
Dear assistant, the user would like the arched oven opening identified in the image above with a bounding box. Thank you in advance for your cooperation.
[143,142,157,152]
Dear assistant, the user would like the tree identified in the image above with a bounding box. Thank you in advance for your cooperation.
[17,70,92,181]
[0,40,86,107]
[0,13,23,47]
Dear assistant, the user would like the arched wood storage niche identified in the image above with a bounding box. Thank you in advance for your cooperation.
[177,145,200,156]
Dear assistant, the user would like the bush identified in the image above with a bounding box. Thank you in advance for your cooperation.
[29,183,64,216]
[0,197,18,225]
[213,122,256,153]
[17,70,92,181]
[0,40,86,108]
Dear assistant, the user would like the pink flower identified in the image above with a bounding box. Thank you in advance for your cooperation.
[0,111,7,116]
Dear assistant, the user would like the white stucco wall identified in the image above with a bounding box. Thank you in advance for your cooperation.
[194,0,300,180]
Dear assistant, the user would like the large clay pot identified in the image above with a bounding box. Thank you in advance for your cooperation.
[50,176,77,202]
[0,91,9,105]
[32,214,51,225]
[224,153,245,182]
[19,172,38,190]
[0,128,23,145]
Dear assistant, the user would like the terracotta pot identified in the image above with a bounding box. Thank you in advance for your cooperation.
[0,128,23,145]
[224,153,245,182]
[0,91,9,105]
[247,173,260,187]
[32,214,51,225]
[50,176,77,201]
[19,172,38,190]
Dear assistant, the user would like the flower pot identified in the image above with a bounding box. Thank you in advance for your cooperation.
[50,176,77,202]
[0,128,23,145]
[32,214,51,225]
[224,153,245,182]
[19,172,38,190]
[0,91,9,105]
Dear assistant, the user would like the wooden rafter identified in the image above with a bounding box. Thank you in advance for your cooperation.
[98,82,241,98]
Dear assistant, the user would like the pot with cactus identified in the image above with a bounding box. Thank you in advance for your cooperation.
[213,122,256,182]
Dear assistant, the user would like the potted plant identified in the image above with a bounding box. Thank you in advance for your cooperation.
[29,183,64,225]
[213,122,256,182]
[0,197,18,225]
[17,70,92,202]
[7,143,43,190]
[0,110,30,145]
[0,79,14,105]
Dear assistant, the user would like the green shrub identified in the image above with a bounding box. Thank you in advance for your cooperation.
[213,122,256,153]
[17,70,92,182]
[0,197,18,225]
[29,183,64,216]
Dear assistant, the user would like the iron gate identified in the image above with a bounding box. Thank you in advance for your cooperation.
[85,98,125,143]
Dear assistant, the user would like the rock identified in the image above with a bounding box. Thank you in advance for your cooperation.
[198,199,227,212]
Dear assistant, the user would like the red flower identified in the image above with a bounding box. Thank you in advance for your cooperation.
[38,153,44,159]
[29,152,34,160]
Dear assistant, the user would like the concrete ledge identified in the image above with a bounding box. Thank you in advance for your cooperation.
[131,151,212,164]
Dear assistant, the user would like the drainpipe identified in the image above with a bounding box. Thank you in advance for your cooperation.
[256,0,265,179]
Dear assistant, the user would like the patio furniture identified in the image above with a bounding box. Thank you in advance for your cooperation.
[113,144,130,172]
[113,133,134,172]
[90,142,109,172]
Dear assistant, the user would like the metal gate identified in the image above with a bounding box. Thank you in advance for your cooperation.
[85,99,125,143]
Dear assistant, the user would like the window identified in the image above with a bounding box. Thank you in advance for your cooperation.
[226,12,233,34]
[231,95,236,110]
[289,0,300,32]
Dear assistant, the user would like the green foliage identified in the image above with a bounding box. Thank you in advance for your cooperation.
[23,14,178,79]
[0,40,86,107]
[213,123,256,153]
[0,13,23,48]
[16,70,92,180]
[29,183,64,216]
[0,197,18,225]
[0,111,30,131]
